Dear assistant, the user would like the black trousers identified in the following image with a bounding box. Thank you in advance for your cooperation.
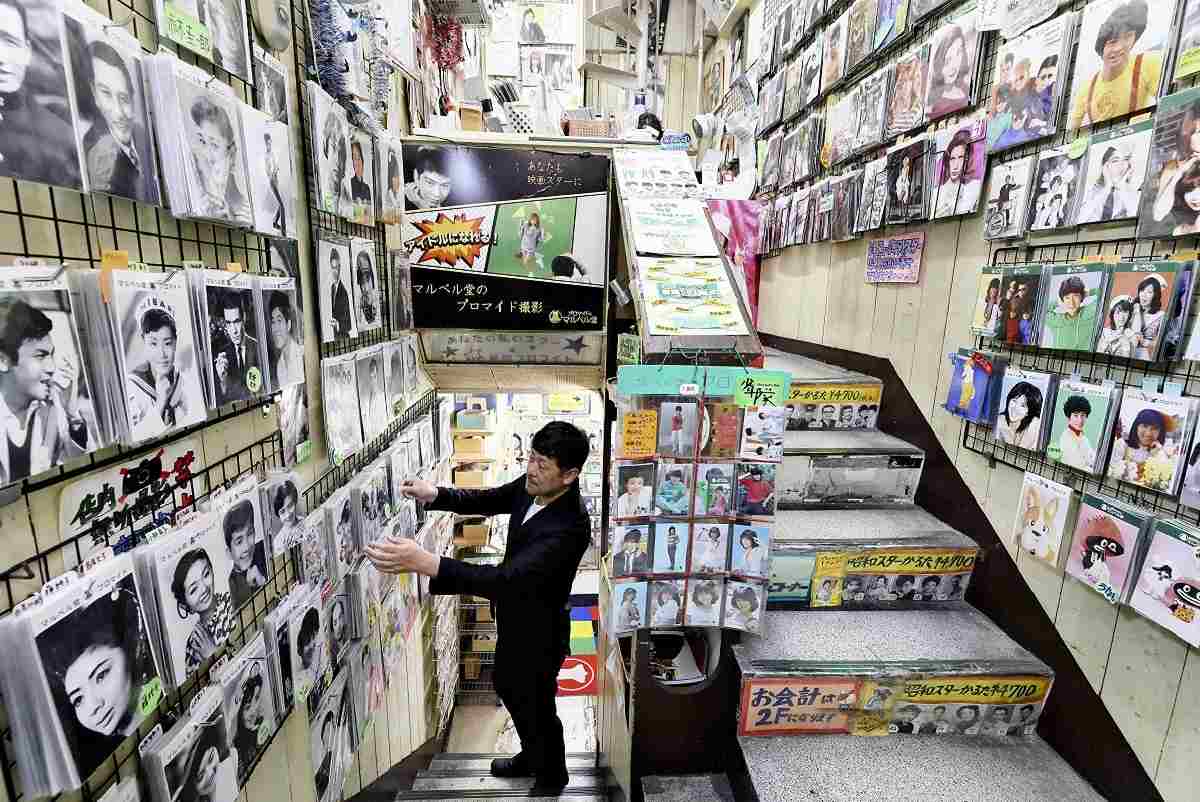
[493,642,568,779]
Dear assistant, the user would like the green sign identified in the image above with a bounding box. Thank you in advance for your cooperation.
[616,364,705,396]
[706,367,791,406]
[163,2,212,60]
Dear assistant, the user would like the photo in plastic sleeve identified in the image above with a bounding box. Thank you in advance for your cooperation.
[1066,496,1145,601]
[985,15,1069,153]
[349,238,382,334]
[309,84,352,217]
[778,129,799,188]
[981,155,1035,239]
[220,636,278,783]
[886,46,928,138]
[204,280,263,406]
[309,671,352,802]
[993,369,1053,450]
[925,11,980,122]
[298,511,329,590]
[1066,0,1168,130]
[696,462,735,517]
[320,358,364,461]
[1046,381,1114,473]
[242,107,295,238]
[277,383,310,467]
[349,129,375,226]
[63,1,160,204]
[0,282,102,483]
[1070,121,1146,224]
[653,462,693,518]
[652,523,691,574]
[317,235,356,342]
[997,267,1043,345]
[855,156,889,232]
[1107,390,1192,492]
[740,407,787,460]
[159,522,237,685]
[648,579,685,627]
[263,281,304,391]
[288,594,326,702]
[1013,472,1073,565]
[610,522,652,578]
[611,580,646,634]
[220,490,269,609]
[1163,262,1195,361]
[1177,0,1200,82]
[1102,265,1177,358]
[874,0,909,49]
[826,90,856,165]
[885,138,927,224]
[175,77,252,226]
[800,36,824,107]
[943,351,997,423]
[723,579,765,632]
[830,172,860,241]
[844,0,878,72]
[1039,265,1106,350]
[1026,145,1085,231]
[970,266,1003,336]
[115,276,207,442]
[782,60,805,122]
[657,401,699,458]
[684,578,724,626]
[731,523,771,578]
[931,117,985,219]
[252,46,289,124]
[822,12,848,88]
[163,704,238,802]
[325,584,351,668]
[853,68,889,152]
[378,136,404,224]
[1138,86,1200,238]
[614,462,656,519]
[1130,519,1200,645]
[690,523,731,573]
[263,473,303,555]
[735,462,777,517]
[354,349,386,444]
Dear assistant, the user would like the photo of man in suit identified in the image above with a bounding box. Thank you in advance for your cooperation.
[211,288,260,405]
[367,422,591,795]
[328,247,352,339]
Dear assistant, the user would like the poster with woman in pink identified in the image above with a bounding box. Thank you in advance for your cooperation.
[707,199,764,326]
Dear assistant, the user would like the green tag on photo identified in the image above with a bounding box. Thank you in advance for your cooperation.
[296,440,313,464]
[163,2,212,59]
[246,366,262,393]
[138,678,164,716]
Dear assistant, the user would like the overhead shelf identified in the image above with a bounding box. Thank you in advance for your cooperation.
[579,61,639,92]
[587,5,643,44]
[716,0,752,36]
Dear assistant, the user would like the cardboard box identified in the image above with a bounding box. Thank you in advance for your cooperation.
[455,409,495,429]
[452,433,490,458]
[456,522,490,546]
[454,464,491,488]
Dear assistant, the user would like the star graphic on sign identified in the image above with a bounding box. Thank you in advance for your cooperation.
[563,336,587,354]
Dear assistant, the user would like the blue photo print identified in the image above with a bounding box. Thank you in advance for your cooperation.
[731,523,771,579]
[943,352,995,424]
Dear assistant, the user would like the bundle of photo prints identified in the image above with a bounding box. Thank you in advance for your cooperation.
[611,396,782,636]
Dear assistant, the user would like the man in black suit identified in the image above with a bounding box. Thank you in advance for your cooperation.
[81,41,158,203]
[366,422,590,795]
[328,248,352,338]
[212,289,261,404]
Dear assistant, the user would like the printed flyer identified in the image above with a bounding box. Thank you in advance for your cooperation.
[637,256,750,336]
[626,198,722,257]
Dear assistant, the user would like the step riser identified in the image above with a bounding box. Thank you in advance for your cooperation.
[412,775,604,792]
[429,755,597,772]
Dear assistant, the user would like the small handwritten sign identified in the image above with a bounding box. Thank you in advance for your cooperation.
[163,1,213,60]
[865,232,925,284]
[619,411,659,457]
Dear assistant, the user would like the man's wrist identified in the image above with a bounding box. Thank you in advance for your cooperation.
[422,552,441,577]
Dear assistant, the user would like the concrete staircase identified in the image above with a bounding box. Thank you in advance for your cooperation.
[391,753,606,801]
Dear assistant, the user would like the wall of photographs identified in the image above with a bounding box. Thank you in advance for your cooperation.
[742,0,1200,787]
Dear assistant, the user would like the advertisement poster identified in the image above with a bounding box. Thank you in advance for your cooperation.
[707,199,764,326]
[626,198,722,257]
[865,232,925,283]
[637,257,750,336]
[739,676,861,735]
[401,145,608,329]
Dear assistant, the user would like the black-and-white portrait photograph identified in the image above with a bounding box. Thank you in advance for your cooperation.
[250,0,290,54]
[320,356,363,461]
[262,279,303,391]
[36,566,160,784]
[277,382,309,467]
[885,137,929,224]
[177,77,253,226]
[162,706,238,802]
[263,471,303,554]
[309,671,351,802]
[309,82,352,217]
[355,348,386,443]
[378,135,403,224]
[0,0,85,190]
[317,233,355,342]
[220,635,278,785]
[199,0,251,79]
[252,45,289,123]
[350,237,382,334]
[349,128,375,226]
[64,1,160,204]
[114,273,206,442]
[242,107,294,238]
[204,281,263,405]
[220,491,268,609]
[287,596,325,701]
[384,341,405,416]
[155,524,236,685]
[0,273,101,484]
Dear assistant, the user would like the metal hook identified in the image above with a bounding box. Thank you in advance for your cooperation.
[205,73,219,87]
[156,266,182,288]
[104,12,135,31]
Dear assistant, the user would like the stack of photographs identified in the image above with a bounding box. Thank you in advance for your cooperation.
[1074,119,1153,226]
[208,474,269,610]
[306,81,353,220]
[0,266,108,484]
[189,268,270,408]
[355,346,387,444]
[982,155,1036,239]
[325,581,351,669]
[325,487,360,586]
[992,368,1058,451]
[827,90,858,166]
[801,37,824,108]
[1138,86,1200,239]
[760,132,784,193]
[885,45,929,138]
[258,274,305,393]
[853,67,890,152]
[252,45,291,125]
[214,633,280,784]
[1045,379,1123,475]
[1107,388,1199,494]
[348,638,384,746]
[308,669,353,802]
[823,11,849,89]
[142,687,239,802]
[145,53,253,227]
[844,0,880,74]
[830,172,861,241]
[317,232,355,343]
[1129,517,1200,646]
[0,553,163,796]
[261,470,305,557]
[855,156,889,233]
[997,264,1049,346]
[263,585,305,715]
[1101,262,1185,360]
[985,14,1077,154]
[71,267,208,445]
[943,349,1008,424]
[884,136,929,224]
[350,238,383,336]
[298,509,332,591]
[321,355,365,463]
[239,104,296,239]
[286,586,329,707]
[347,129,376,227]
[378,134,405,224]
[1037,263,1108,351]
[874,0,910,49]
[970,265,1004,338]
[1026,143,1087,232]
[782,60,806,123]
[1066,492,1156,604]
[1011,472,1074,566]
[930,117,986,219]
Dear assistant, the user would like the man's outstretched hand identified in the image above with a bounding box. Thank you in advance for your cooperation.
[365,537,441,577]
[401,479,438,503]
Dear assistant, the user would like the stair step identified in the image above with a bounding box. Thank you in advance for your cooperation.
[428,754,596,772]
[394,793,605,801]
[772,506,953,543]
[739,734,1103,801]
[762,347,879,385]
[779,429,924,510]
[782,427,919,455]
[412,768,604,793]
[641,773,733,801]
[734,607,1052,738]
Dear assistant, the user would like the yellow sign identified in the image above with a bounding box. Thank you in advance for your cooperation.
[789,382,882,404]
[739,677,861,736]
[900,675,1051,705]
[547,392,587,413]
[842,548,977,574]
[809,552,848,607]
[851,680,899,736]
[618,410,658,458]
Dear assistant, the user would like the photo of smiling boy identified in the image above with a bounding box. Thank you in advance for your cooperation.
[614,462,655,519]
[223,498,267,609]
[654,464,692,517]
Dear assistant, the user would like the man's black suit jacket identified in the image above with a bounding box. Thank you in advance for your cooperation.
[428,476,590,676]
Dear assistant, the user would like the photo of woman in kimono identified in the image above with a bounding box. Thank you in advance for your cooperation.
[1097,295,1137,356]
[172,548,236,675]
[995,381,1043,449]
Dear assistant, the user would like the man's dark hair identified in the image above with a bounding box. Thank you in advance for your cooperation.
[223,499,256,547]
[1095,0,1147,56]
[298,608,320,655]
[339,499,352,523]
[666,469,683,480]
[89,41,132,92]
[0,299,52,364]
[1037,54,1058,74]
[411,145,451,177]
[530,421,589,474]
[749,466,763,477]
[190,95,235,146]
[623,529,642,542]
[1059,276,1086,300]
[273,481,298,516]
[637,112,663,140]
[219,289,243,316]
[141,307,176,338]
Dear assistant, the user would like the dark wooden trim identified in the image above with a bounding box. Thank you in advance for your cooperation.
[760,332,1160,802]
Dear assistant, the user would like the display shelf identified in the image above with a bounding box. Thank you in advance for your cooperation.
[587,5,643,45]
[715,0,752,36]
[578,62,640,91]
